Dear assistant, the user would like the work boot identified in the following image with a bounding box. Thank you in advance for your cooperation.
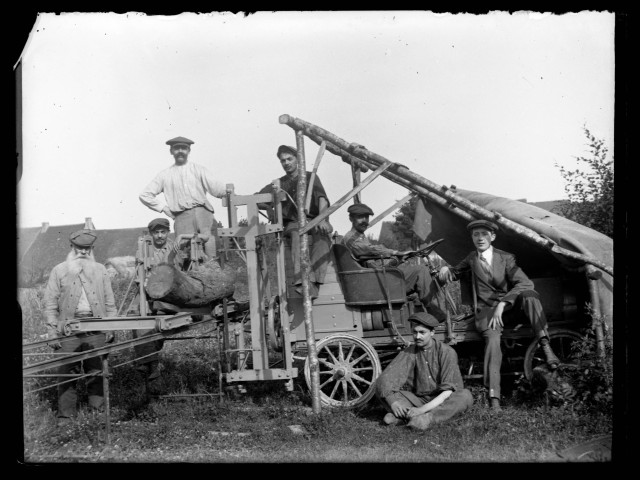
[383,412,401,426]
[541,343,560,370]
[490,397,502,412]
[407,412,433,431]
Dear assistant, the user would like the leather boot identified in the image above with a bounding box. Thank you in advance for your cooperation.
[541,343,560,369]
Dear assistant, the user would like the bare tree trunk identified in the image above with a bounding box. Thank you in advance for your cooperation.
[145,260,237,307]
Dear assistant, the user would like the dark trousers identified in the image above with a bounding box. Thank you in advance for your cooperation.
[378,388,473,425]
[284,222,332,285]
[476,290,549,399]
[398,264,434,302]
[57,332,106,418]
[133,328,164,372]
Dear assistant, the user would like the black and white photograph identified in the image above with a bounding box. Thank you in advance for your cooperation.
[16,10,622,463]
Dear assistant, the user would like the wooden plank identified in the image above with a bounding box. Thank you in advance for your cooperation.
[368,192,414,229]
[299,160,392,235]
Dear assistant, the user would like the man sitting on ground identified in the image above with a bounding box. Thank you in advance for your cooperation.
[375,312,473,430]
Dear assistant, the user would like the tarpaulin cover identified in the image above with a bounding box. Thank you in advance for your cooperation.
[413,189,613,327]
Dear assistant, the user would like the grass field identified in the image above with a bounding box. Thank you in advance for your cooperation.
[19,256,615,463]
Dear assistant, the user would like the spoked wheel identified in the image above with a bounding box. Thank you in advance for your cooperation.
[265,296,284,352]
[524,328,583,380]
[304,334,381,408]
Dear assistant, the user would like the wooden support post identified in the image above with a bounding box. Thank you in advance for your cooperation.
[351,163,362,204]
[279,114,612,277]
[368,193,414,229]
[101,355,111,445]
[295,130,321,414]
[305,140,326,215]
[586,266,605,359]
[299,160,392,236]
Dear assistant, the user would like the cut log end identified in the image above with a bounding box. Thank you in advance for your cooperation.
[145,264,176,299]
[145,260,237,308]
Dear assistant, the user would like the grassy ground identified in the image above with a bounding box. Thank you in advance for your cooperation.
[22,374,612,463]
[19,253,614,464]
[21,314,613,464]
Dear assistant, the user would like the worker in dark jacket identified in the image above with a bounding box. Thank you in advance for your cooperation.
[438,219,560,411]
[341,203,442,314]
[258,145,333,298]
[375,312,473,430]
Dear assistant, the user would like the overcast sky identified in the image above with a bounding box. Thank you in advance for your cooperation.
[16,10,615,238]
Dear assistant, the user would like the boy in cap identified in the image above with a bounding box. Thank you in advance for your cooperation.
[438,219,560,411]
[342,202,442,314]
[140,136,227,260]
[257,145,333,298]
[44,229,117,425]
[375,312,473,430]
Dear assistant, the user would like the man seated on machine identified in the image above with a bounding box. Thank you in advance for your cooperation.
[437,219,560,411]
[341,203,443,316]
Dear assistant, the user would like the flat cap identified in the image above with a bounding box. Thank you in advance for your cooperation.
[347,203,374,216]
[277,145,297,157]
[148,218,170,231]
[408,312,440,329]
[166,136,194,146]
[70,229,97,247]
[467,219,499,233]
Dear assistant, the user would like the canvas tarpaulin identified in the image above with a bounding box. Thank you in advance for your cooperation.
[413,189,613,328]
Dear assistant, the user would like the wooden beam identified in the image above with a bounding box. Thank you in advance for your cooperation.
[299,160,392,236]
[368,192,414,229]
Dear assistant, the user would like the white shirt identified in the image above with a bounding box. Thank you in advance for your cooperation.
[139,161,226,214]
[478,246,494,267]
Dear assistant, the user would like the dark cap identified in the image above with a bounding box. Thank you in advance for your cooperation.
[347,203,374,216]
[408,312,440,329]
[277,145,297,157]
[148,218,170,232]
[166,136,194,147]
[467,219,499,233]
[69,229,97,247]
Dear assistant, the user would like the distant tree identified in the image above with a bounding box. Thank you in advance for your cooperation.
[555,127,613,237]
[390,196,420,250]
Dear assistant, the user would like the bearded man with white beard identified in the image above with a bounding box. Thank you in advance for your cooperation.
[43,229,117,425]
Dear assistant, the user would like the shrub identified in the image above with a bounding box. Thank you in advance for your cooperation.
[512,304,613,413]
[554,126,613,237]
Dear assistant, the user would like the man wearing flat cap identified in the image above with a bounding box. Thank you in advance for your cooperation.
[140,136,227,260]
[128,218,181,388]
[342,202,442,314]
[438,219,560,411]
[375,312,473,430]
[44,229,117,425]
[257,145,333,298]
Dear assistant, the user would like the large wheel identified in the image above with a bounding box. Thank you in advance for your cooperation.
[304,334,381,408]
[265,296,284,352]
[524,328,583,380]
